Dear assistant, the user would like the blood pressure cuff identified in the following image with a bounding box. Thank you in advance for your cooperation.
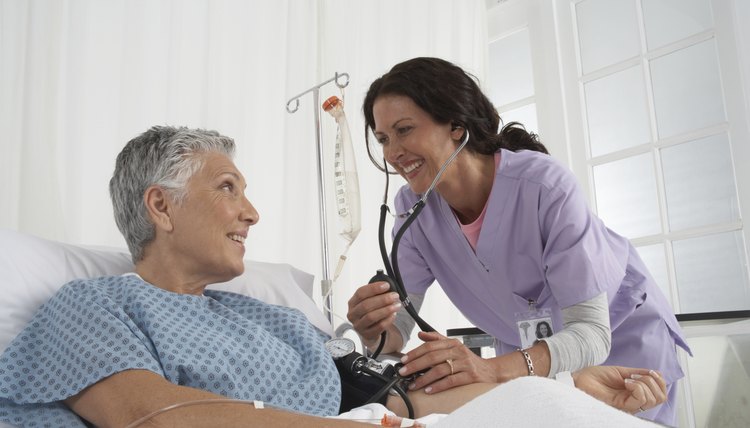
[334,353,396,413]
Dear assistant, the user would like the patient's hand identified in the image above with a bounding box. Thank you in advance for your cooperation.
[572,366,666,414]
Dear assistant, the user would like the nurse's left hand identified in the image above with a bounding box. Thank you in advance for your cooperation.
[396,331,498,394]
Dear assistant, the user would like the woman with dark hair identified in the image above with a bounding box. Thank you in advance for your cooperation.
[347,57,689,426]
[536,321,553,339]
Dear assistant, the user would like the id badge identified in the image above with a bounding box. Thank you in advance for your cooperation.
[515,300,554,349]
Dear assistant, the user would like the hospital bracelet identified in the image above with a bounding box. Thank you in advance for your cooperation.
[517,348,535,376]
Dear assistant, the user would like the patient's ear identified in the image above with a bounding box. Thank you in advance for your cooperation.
[143,186,174,232]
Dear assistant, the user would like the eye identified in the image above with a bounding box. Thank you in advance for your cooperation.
[221,182,235,192]
[396,126,412,136]
[376,135,389,146]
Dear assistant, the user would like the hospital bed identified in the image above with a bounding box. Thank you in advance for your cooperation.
[0,229,660,427]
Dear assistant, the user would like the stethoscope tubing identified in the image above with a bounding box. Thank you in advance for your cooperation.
[370,130,471,357]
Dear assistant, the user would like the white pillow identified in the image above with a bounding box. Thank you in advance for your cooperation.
[0,229,333,353]
[207,261,333,336]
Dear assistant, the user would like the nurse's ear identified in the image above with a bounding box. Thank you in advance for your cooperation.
[450,123,466,141]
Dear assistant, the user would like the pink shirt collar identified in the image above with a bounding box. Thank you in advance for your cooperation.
[457,152,501,250]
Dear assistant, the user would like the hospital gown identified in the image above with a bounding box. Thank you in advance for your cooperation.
[0,275,340,427]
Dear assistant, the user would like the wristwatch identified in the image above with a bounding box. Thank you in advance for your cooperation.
[325,337,356,359]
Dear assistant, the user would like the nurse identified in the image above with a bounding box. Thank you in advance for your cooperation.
[346,57,690,426]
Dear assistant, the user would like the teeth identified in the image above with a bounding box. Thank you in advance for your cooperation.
[402,160,423,174]
[229,234,245,244]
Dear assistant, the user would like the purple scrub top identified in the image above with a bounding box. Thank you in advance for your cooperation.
[393,149,690,384]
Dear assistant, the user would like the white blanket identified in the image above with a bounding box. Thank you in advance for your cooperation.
[435,376,661,427]
[336,376,661,427]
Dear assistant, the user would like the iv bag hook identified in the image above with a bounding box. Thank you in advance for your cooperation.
[286,72,350,113]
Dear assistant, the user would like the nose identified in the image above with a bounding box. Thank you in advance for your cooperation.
[240,195,260,225]
[383,138,405,166]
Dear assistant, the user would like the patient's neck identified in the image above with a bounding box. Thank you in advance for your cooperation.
[135,251,208,296]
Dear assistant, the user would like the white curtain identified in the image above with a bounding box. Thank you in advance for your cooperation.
[0,0,488,340]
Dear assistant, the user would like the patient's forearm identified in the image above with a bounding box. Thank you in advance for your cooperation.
[65,369,370,428]
[125,401,371,428]
[123,400,373,428]
[386,382,498,418]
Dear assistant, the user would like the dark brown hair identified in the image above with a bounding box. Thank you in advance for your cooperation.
[363,57,548,155]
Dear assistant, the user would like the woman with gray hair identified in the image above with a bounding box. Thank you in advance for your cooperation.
[0,125,496,426]
[109,126,239,263]
[0,125,667,427]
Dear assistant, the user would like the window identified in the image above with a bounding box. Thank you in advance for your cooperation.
[570,0,750,317]
[487,27,539,132]
[488,0,750,425]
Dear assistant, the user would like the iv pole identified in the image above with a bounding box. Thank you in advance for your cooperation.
[286,72,350,325]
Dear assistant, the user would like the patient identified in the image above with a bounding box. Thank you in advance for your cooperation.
[0,126,666,427]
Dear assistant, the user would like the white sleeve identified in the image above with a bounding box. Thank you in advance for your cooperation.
[541,292,611,377]
[392,292,424,348]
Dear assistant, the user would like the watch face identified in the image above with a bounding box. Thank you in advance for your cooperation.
[325,337,356,359]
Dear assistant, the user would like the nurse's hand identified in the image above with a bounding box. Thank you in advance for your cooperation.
[346,282,402,351]
[397,331,499,394]
[572,366,667,414]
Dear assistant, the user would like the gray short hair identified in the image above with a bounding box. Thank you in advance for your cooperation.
[109,125,236,262]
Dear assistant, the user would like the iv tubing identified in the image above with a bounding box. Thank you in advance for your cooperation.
[124,398,265,428]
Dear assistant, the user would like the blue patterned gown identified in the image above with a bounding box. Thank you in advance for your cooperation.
[0,275,341,427]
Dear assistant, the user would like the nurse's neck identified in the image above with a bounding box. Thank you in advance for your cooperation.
[442,152,497,224]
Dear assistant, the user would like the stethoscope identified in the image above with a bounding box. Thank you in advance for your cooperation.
[368,128,470,359]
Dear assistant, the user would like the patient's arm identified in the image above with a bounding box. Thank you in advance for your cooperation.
[64,369,371,427]
[385,365,667,418]
[386,382,498,418]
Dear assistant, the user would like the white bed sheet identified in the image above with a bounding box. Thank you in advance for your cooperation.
[433,376,661,427]
[334,376,661,427]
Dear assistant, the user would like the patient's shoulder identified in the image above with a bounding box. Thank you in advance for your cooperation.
[206,289,308,320]
[55,274,136,301]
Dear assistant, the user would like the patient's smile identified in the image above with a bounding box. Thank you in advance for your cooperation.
[229,234,245,244]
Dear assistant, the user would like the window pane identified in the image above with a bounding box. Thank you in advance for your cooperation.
[584,65,651,157]
[636,243,672,305]
[488,28,534,107]
[661,133,740,231]
[651,38,726,138]
[642,0,713,50]
[685,335,750,427]
[593,153,661,239]
[673,231,750,313]
[576,0,641,74]
[500,103,538,135]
